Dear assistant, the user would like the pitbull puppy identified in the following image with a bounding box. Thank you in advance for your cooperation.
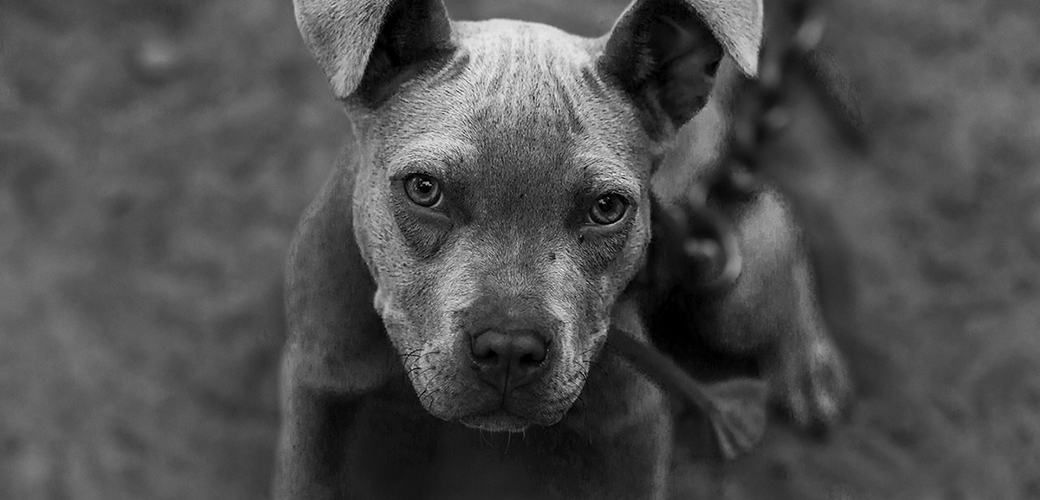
[275,0,850,498]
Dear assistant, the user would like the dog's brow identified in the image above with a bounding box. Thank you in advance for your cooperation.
[574,156,641,200]
[386,138,477,180]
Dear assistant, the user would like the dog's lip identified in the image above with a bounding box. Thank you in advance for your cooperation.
[458,408,532,433]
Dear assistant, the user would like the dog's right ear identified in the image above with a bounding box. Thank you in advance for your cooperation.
[292,0,454,104]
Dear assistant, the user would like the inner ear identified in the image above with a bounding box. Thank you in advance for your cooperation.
[354,0,455,106]
[603,7,724,136]
[598,0,763,139]
[645,12,724,126]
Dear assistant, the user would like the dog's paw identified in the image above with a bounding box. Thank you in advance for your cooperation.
[766,337,853,434]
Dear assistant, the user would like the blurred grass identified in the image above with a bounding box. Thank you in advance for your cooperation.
[1,0,1039,499]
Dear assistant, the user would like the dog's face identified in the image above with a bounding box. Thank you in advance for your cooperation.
[357,22,657,431]
[293,0,762,431]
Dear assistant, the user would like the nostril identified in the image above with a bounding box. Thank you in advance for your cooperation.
[518,352,543,367]
[516,339,546,366]
[470,334,501,363]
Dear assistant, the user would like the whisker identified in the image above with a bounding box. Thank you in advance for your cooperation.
[573,394,589,432]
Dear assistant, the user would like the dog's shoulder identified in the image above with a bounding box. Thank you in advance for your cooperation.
[284,146,399,394]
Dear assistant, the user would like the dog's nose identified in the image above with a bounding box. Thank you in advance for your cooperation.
[470,330,549,393]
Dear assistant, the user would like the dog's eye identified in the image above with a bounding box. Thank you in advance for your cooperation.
[589,194,628,225]
[404,174,442,207]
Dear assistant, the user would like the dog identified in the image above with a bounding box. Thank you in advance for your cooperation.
[274,0,852,498]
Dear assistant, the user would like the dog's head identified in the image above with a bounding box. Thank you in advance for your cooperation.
[293,0,762,431]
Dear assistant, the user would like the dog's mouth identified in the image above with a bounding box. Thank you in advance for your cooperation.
[400,325,605,433]
[458,408,535,433]
[449,385,584,432]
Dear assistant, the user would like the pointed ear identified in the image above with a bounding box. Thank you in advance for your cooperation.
[292,0,454,104]
[598,0,763,134]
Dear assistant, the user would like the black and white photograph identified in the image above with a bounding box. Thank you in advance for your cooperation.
[1,0,1038,498]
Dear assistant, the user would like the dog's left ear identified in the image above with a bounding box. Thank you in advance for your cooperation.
[598,0,763,134]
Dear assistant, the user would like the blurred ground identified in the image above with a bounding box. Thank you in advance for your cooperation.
[1,0,1039,499]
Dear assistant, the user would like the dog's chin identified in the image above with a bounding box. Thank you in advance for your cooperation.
[458,411,533,433]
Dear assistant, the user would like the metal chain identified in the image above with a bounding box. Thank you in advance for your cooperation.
[660,0,849,296]
[632,2,859,457]
[729,0,830,177]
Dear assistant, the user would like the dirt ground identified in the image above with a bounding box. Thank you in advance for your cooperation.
[2,0,1039,499]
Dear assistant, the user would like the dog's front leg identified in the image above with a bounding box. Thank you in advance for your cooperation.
[275,160,400,499]
[581,297,674,500]
[274,366,358,500]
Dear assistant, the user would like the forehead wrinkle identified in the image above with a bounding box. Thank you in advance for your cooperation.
[457,28,648,182]
[385,135,479,178]
[450,28,622,190]
[456,22,596,128]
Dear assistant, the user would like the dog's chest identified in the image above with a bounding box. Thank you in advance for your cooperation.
[339,377,671,500]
